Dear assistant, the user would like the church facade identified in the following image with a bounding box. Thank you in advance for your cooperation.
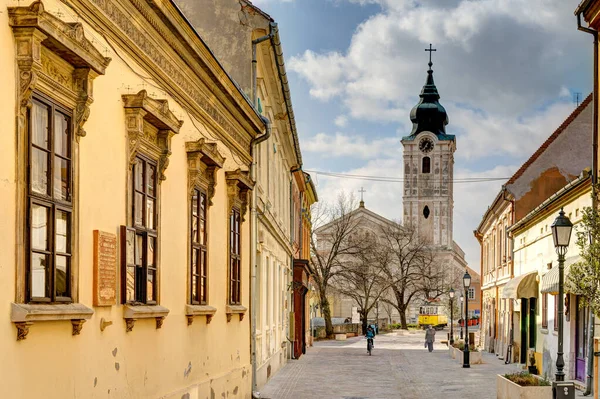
[322,56,474,329]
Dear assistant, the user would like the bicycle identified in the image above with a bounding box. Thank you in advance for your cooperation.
[367,337,374,355]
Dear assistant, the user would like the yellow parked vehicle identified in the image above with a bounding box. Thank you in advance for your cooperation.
[418,304,448,330]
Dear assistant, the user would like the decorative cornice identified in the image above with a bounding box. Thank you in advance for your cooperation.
[122,90,182,181]
[226,170,254,222]
[123,90,183,133]
[9,1,111,138]
[186,139,225,206]
[9,1,111,75]
[66,0,260,160]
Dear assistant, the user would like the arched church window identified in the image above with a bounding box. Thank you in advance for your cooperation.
[422,156,431,174]
[423,206,430,219]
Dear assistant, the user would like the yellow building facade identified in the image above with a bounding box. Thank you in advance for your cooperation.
[0,0,266,397]
[509,174,591,380]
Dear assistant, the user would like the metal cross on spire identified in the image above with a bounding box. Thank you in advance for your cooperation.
[358,187,366,208]
[425,43,436,70]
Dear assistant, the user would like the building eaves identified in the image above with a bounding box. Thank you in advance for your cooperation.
[304,172,318,202]
[242,1,302,167]
[575,0,594,15]
[507,170,591,234]
[505,93,592,186]
[243,0,274,22]
[168,0,264,126]
[269,23,303,167]
[474,186,509,235]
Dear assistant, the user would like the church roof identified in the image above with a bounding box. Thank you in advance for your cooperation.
[403,59,454,142]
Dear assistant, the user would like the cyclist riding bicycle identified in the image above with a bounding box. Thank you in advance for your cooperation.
[365,325,375,353]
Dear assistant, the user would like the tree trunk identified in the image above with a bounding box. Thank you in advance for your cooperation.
[399,308,408,330]
[321,295,334,338]
[361,310,368,335]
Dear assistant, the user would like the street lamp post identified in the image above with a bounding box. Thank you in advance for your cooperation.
[460,295,464,339]
[449,288,455,345]
[463,270,472,369]
[551,208,573,383]
[376,300,380,334]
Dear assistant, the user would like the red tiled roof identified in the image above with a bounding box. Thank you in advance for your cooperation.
[506,93,592,185]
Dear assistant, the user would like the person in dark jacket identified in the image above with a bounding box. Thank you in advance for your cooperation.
[425,325,436,352]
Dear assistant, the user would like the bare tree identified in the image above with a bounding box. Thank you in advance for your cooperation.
[379,222,440,329]
[379,293,397,324]
[310,193,363,337]
[331,232,393,334]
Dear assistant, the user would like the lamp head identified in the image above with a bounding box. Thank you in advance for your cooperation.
[463,269,472,290]
[551,208,573,255]
[449,288,455,299]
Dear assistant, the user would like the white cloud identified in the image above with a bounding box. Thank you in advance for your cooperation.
[290,0,588,160]
[288,50,348,100]
[334,115,349,127]
[303,132,400,160]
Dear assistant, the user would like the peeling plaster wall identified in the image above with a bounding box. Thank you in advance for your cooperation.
[506,102,592,221]
[173,0,270,97]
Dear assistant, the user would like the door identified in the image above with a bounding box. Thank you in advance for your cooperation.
[520,300,527,364]
[301,291,307,354]
[576,296,588,382]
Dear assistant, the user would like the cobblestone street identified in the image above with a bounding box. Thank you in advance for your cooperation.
[260,331,523,399]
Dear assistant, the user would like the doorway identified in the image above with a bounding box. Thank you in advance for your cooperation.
[576,296,588,382]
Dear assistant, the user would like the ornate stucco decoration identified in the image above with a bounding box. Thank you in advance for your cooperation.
[122,90,183,181]
[186,139,225,206]
[226,170,254,222]
[63,0,261,163]
[9,1,111,139]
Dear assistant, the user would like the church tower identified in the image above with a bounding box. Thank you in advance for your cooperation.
[401,47,456,249]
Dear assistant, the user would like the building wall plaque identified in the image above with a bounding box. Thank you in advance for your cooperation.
[93,230,117,306]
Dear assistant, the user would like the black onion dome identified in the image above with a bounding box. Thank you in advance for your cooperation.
[409,66,449,136]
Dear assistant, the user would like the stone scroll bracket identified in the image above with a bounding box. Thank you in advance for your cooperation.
[122,90,183,181]
[11,303,94,341]
[185,304,217,326]
[123,304,169,332]
[225,305,247,323]
[226,170,254,223]
[186,139,225,206]
[9,1,111,138]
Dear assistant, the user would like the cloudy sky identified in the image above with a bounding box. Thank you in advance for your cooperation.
[250,0,593,271]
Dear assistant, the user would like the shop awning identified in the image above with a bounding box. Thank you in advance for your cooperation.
[502,271,538,299]
[540,256,579,295]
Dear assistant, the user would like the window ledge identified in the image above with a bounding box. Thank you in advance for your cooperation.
[226,305,247,322]
[11,302,94,340]
[123,304,169,332]
[186,305,217,325]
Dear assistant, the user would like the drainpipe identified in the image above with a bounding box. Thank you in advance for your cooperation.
[251,115,270,397]
[576,12,597,396]
[252,33,274,106]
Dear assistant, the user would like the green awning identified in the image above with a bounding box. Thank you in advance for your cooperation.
[502,271,538,299]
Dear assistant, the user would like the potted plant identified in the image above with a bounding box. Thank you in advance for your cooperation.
[497,372,551,399]
[450,340,482,364]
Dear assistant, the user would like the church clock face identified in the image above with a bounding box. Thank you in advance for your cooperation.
[419,137,434,153]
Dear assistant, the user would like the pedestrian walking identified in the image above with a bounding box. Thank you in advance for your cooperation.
[425,325,435,352]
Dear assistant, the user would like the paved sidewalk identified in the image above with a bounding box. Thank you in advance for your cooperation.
[259,332,524,399]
